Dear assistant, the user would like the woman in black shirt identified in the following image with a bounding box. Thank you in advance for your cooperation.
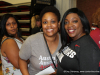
[57,8,100,75]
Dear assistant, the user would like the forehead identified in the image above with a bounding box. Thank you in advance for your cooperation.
[65,13,80,19]
[42,12,57,18]
[7,17,15,21]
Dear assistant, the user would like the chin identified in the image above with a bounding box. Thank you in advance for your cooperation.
[44,34,55,37]
[69,35,75,38]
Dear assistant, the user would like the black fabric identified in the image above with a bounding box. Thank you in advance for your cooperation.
[31,27,41,34]
[57,35,100,75]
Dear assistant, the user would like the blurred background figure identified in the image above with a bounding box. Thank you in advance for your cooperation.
[91,13,98,30]
[90,8,100,49]
[31,15,42,34]
[91,8,100,30]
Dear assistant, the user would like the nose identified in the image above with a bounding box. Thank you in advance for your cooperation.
[11,23,14,28]
[68,22,73,27]
[47,22,51,27]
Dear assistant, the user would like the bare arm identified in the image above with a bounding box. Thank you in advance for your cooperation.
[1,39,20,68]
[19,57,29,75]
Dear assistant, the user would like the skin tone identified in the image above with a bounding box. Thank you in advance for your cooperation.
[64,13,86,41]
[6,17,18,36]
[36,20,41,27]
[42,12,60,54]
[19,12,60,75]
[1,17,23,69]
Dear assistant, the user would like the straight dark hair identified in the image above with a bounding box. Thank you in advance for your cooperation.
[60,8,90,51]
[0,14,22,43]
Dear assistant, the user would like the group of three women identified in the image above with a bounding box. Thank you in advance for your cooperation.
[0,6,100,75]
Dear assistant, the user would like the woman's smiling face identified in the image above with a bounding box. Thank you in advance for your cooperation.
[42,12,60,37]
[64,13,84,41]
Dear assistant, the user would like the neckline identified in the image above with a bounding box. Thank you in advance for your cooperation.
[43,33,60,55]
[14,38,23,44]
[71,35,88,43]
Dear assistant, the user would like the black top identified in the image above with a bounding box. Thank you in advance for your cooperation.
[31,27,41,34]
[57,35,100,75]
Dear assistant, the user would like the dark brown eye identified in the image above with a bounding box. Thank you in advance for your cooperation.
[6,23,10,26]
[64,21,68,25]
[43,21,47,24]
[51,21,55,23]
[73,20,78,23]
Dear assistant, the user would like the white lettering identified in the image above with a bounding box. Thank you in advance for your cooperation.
[47,57,50,60]
[39,61,43,65]
[39,55,43,60]
[43,57,46,60]
[66,50,73,56]
[69,51,76,58]
[63,47,76,58]
[39,55,56,65]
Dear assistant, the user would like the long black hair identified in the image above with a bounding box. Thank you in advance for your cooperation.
[0,14,22,42]
[60,8,90,51]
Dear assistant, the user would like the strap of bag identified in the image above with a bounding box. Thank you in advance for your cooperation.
[43,35,57,69]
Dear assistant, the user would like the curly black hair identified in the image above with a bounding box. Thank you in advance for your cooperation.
[40,6,60,22]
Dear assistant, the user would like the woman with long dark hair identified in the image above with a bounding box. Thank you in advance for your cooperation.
[0,14,23,75]
[57,8,100,75]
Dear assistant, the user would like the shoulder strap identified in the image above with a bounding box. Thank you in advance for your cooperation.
[43,35,57,69]
[1,37,13,45]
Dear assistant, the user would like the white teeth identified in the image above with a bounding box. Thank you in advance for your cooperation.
[69,30,74,32]
[47,29,53,32]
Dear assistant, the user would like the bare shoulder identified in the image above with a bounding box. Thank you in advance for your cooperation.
[2,37,17,47]
[1,37,19,57]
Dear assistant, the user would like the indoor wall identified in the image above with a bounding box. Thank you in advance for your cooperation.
[77,0,100,27]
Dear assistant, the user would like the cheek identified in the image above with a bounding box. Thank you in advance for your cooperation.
[15,24,18,28]
[6,26,10,31]
[42,25,47,32]
[64,25,68,30]
[78,24,83,30]
[76,25,83,34]
[6,28,10,34]
[42,25,46,29]
[53,24,58,28]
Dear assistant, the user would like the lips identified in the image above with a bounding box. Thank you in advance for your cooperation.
[11,29,16,32]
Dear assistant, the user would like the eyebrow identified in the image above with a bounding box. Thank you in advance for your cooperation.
[65,17,78,20]
[43,18,56,20]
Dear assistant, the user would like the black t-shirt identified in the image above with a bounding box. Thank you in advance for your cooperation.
[57,35,100,75]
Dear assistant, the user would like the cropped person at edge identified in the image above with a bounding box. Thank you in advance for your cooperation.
[0,14,24,75]
[56,8,100,75]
